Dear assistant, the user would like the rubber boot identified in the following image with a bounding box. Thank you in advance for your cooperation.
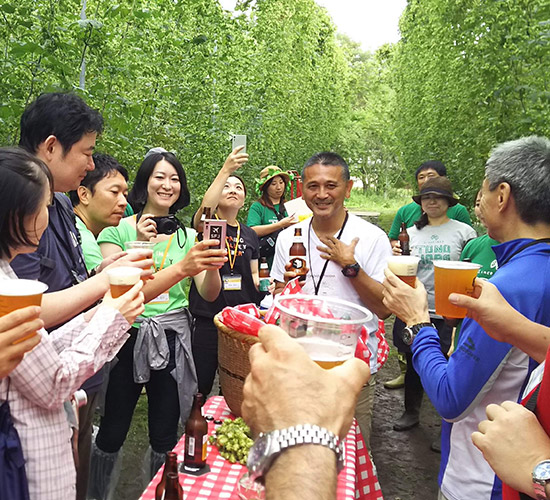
[393,362,423,431]
[87,442,122,500]
[384,352,407,389]
[142,446,168,487]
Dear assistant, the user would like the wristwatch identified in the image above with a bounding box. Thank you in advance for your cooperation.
[247,424,344,483]
[342,262,360,278]
[533,459,550,499]
[402,322,434,346]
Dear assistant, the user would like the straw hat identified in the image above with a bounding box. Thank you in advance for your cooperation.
[255,166,293,196]
[412,177,459,206]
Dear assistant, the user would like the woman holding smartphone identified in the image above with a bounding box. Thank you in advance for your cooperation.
[91,149,225,499]
[0,147,145,500]
[190,146,265,396]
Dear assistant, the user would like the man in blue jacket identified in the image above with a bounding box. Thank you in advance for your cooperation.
[382,136,550,500]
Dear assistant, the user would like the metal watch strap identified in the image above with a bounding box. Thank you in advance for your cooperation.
[267,424,344,467]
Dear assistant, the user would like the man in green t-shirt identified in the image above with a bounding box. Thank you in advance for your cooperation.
[385,160,473,390]
[69,153,129,271]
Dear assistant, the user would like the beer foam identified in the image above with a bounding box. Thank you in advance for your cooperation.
[295,335,355,361]
[106,267,141,285]
[0,279,48,296]
[387,256,420,276]
[433,260,482,270]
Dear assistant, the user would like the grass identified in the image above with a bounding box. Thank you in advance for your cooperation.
[346,187,412,233]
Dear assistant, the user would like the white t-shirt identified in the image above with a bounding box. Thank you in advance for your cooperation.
[271,213,392,373]
[408,219,477,314]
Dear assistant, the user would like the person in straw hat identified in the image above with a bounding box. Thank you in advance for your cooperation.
[247,166,297,267]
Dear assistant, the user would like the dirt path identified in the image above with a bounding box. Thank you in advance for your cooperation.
[371,333,441,500]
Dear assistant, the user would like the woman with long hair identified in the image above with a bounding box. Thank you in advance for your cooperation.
[0,147,145,499]
[91,148,225,499]
[247,166,296,264]
[391,177,476,436]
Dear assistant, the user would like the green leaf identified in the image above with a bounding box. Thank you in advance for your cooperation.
[0,4,15,13]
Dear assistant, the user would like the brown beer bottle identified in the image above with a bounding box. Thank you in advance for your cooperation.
[183,393,208,471]
[398,223,410,256]
[155,452,178,500]
[259,257,270,292]
[164,472,183,500]
[289,228,307,277]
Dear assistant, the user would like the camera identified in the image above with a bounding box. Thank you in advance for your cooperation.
[151,215,181,235]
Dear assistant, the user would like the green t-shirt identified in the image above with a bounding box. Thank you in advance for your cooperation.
[460,233,499,280]
[388,202,472,239]
[453,233,499,350]
[75,216,104,272]
[246,201,286,227]
[97,217,196,320]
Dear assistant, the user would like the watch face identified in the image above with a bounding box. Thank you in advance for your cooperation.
[402,327,414,346]
[534,460,550,481]
[343,264,359,277]
[247,434,270,472]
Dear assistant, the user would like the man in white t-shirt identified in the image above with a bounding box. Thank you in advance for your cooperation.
[271,151,392,448]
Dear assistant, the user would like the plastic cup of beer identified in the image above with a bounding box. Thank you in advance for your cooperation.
[106,267,142,298]
[274,294,372,369]
[387,255,420,287]
[0,279,48,343]
[125,240,155,259]
[434,260,482,318]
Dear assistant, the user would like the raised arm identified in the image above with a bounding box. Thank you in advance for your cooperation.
[192,146,248,230]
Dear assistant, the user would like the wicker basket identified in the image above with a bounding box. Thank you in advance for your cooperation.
[214,314,260,417]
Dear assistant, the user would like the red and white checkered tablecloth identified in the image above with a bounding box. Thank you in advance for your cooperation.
[140,396,383,500]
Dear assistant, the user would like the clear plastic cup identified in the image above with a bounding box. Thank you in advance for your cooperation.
[274,294,372,369]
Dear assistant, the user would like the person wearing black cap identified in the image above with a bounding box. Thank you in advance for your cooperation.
[391,177,476,434]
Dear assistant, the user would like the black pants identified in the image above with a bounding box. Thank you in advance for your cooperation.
[96,328,180,454]
[191,315,219,397]
[394,317,451,414]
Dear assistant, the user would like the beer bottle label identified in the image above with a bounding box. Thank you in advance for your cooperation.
[259,278,270,292]
[187,436,195,456]
[290,257,306,270]
[202,435,208,461]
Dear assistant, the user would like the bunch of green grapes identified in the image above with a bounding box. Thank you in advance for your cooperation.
[209,417,254,465]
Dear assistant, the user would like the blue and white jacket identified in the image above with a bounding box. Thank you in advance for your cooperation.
[412,238,550,500]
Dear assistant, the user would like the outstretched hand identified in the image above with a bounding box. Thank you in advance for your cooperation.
[382,267,430,325]
[0,306,43,378]
[223,146,249,174]
[180,239,228,276]
[101,279,145,325]
[242,324,370,439]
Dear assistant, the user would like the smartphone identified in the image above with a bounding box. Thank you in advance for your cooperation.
[203,219,227,250]
[231,134,247,154]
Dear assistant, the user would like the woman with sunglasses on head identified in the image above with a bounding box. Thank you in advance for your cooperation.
[190,146,265,397]
[0,147,145,500]
[391,177,476,440]
[90,148,226,499]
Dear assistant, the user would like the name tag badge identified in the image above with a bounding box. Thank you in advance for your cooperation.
[223,274,242,291]
[150,291,170,304]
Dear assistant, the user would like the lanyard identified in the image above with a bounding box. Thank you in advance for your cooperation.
[499,238,550,268]
[308,212,349,295]
[216,215,241,273]
[157,234,175,271]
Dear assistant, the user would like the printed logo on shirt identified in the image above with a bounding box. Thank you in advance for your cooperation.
[227,235,247,257]
[458,335,480,363]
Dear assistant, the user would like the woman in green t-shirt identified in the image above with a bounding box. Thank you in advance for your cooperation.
[247,166,297,263]
[90,149,225,499]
